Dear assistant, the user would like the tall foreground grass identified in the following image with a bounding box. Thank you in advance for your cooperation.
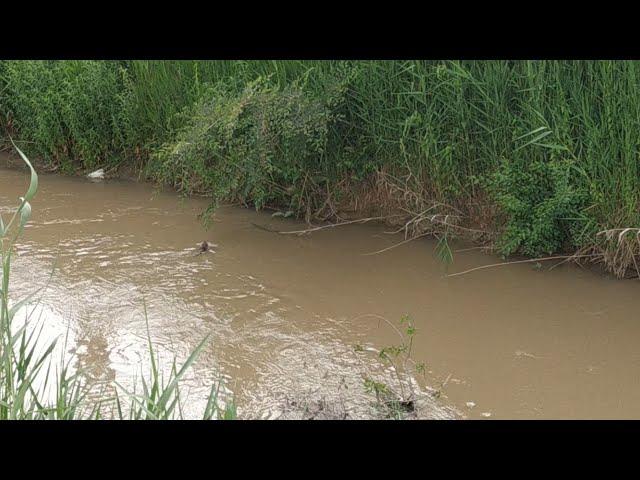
[0,144,235,419]
[2,61,640,275]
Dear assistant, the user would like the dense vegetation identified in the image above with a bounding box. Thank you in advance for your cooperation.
[2,60,640,276]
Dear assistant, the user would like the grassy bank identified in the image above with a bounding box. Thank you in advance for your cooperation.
[2,60,640,277]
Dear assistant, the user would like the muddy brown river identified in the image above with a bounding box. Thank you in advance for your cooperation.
[2,162,640,419]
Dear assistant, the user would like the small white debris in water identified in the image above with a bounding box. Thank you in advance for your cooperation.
[481,412,492,417]
[87,168,105,180]
[466,401,476,409]
[515,350,539,359]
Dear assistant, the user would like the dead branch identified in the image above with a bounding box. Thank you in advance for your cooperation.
[252,215,402,236]
[362,232,432,256]
[446,254,602,278]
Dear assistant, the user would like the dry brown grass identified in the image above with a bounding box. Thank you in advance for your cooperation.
[321,168,497,252]
[588,228,640,279]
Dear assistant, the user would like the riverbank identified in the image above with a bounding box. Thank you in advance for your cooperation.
[2,60,640,277]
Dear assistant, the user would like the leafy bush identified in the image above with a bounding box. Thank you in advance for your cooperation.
[489,154,585,256]
[149,76,347,214]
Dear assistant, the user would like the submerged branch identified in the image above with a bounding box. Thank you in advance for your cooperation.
[446,254,602,278]
[362,233,432,256]
[251,215,402,236]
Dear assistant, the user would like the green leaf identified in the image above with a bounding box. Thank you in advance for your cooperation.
[156,334,210,409]
[435,235,453,265]
[515,129,553,151]
[10,139,38,202]
[532,143,569,151]
[222,402,237,420]
[8,296,33,322]
[515,126,548,141]
[19,200,32,228]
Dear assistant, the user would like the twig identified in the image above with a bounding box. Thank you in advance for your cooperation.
[350,313,406,341]
[548,257,573,271]
[454,246,487,253]
[103,157,129,176]
[362,232,432,256]
[253,215,401,236]
[250,222,280,233]
[430,217,487,235]
[446,254,602,278]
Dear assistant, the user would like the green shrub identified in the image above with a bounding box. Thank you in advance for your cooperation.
[489,154,585,256]
[149,76,348,214]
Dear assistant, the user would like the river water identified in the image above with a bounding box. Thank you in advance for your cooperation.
[2,162,640,419]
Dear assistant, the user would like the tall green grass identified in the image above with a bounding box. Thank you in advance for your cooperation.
[0,144,236,419]
[0,61,130,172]
[3,60,640,275]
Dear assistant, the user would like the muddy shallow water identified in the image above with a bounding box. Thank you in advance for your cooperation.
[2,163,640,419]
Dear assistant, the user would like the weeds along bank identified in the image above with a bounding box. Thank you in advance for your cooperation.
[1,60,640,277]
